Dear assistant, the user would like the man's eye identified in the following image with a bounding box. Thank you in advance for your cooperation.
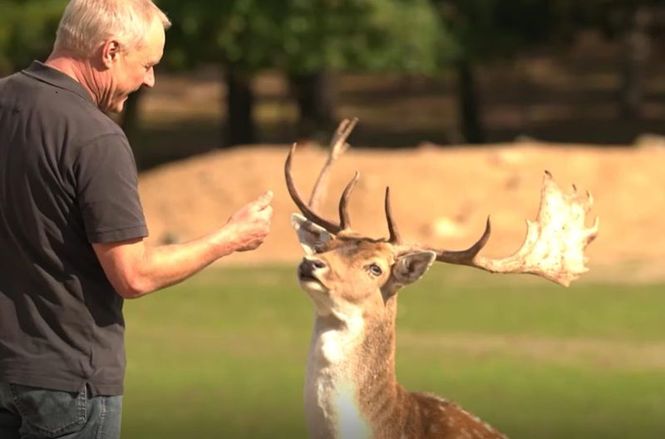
[366,263,382,277]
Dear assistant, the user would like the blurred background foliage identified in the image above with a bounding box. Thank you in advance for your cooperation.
[1,0,664,167]
[0,0,64,72]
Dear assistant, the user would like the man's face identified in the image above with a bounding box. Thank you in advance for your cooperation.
[104,19,165,113]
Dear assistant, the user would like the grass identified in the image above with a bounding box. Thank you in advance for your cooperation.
[121,265,665,438]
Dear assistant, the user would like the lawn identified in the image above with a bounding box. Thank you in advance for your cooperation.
[121,265,665,438]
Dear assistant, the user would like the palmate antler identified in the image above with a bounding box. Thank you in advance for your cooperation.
[415,171,599,286]
[285,119,599,287]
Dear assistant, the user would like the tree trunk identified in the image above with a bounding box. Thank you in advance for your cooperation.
[619,7,650,120]
[224,65,255,147]
[288,70,335,141]
[456,59,485,144]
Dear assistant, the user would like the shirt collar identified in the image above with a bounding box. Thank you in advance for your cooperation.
[21,60,96,105]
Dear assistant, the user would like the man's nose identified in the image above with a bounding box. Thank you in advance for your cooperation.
[144,68,155,88]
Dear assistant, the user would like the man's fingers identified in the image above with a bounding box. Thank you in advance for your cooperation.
[250,190,273,212]
[228,191,274,227]
[245,191,273,212]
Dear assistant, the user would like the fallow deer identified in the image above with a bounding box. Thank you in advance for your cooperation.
[285,120,598,439]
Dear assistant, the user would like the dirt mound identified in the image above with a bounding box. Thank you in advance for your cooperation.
[138,140,665,283]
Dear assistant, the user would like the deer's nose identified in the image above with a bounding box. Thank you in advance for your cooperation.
[300,256,326,270]
[299,256,327,279]
[306,257,327,269]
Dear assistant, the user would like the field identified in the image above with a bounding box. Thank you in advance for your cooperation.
[121,266,665,438]
[120,34,665,438]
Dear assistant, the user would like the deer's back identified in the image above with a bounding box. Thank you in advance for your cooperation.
[394,391,507,439]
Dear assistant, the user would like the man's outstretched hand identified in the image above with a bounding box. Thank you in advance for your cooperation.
[225,191,274,252]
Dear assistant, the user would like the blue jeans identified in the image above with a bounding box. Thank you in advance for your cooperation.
[0,382,122,439]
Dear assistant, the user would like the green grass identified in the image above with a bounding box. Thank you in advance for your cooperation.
[122,265,665,438]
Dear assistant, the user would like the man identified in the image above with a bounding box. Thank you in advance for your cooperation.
[0,1,273,438]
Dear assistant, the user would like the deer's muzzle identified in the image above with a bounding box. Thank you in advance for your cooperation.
[298,257,327,281]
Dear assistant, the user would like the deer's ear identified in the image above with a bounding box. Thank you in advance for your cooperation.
[392,251,436,286]
[291,213,335,255]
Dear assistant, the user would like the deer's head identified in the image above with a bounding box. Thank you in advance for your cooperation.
[292,213,437,317]
[285,138,598,319]
[286,143,485,319]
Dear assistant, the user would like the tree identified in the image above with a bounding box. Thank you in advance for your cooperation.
[277,0,446,140]
[159,0,281,146]
[433,0,558,143]
[0,1,65,75]
[555,0,664,120]
[160,0,445,147]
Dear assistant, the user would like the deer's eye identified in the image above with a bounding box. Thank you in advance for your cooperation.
[366,263,383,277]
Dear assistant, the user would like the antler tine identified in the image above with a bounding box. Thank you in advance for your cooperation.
[384,187,402,244]
[331,117,358,158]
[285,143,342,234]
[431,217,491,264]
[339,172,360,230]
[308,117,358,210]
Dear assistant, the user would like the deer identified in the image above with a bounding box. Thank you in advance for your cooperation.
[284,119,599,439]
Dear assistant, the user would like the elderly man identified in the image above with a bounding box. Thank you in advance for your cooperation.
[0,1,273,437]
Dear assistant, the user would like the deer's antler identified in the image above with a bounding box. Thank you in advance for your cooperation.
[284,118,360,234]
[288,117,401,240]
[285,143,342,233]
[308,117,358,211]
[285,118,360,235]
[286,119,598,286]
[420,171,599,286]
[384,187,402,244]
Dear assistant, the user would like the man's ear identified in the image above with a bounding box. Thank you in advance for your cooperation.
[100,40,121,68]
[291,213,335,255]
[392,251,436,286]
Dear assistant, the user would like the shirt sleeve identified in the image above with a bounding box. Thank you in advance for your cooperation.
[74,133,148,243]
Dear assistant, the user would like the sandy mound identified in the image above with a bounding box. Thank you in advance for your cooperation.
[138,141,665,283]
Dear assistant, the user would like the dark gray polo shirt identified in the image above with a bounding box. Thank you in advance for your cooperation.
[0,61,148,396]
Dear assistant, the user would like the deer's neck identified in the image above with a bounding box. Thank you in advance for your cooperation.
[304,300,400,439]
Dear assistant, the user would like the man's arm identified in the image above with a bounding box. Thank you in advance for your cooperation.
[93,191,273,299]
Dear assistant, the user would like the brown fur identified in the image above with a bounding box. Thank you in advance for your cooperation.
[355,302,506,439]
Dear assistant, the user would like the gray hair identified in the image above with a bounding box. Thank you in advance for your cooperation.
[54,0,171,57]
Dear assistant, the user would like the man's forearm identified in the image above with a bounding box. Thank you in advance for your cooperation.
[93,226,240,299]
[93,191,273,299]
